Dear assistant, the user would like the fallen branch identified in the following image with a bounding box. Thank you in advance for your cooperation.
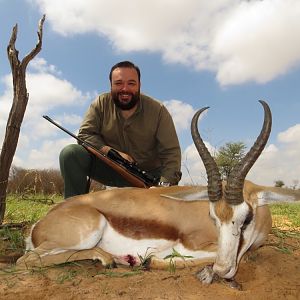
[0,221,29,230]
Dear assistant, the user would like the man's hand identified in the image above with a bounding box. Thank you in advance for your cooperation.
[117,151,135,163]
[100,146,135,163]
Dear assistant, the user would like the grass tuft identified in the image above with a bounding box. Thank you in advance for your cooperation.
[270,202,300,229]
[164,248,194,274]
[5,194,62,224]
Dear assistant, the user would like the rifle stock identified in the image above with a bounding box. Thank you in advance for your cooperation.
[43,115,159,188]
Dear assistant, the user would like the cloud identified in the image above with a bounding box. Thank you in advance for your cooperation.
[0,57,90,168]
[249,124,300,187]
[278,124,300,144]
[213,0,300,85]
[181,141,217,186]
[29,0,300,85]
[163,100,195,132]
[14,137,74,169]
[182,124,300,188]
[59,113,83,127]
[29,57,62,76]
[0,58,89,120]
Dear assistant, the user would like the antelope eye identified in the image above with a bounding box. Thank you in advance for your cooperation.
[244,211,253,225]
[241,211,253,231]
[241,223,248,231]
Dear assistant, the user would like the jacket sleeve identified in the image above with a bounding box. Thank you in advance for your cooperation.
[156,106,182,184]
[78,97,106,150]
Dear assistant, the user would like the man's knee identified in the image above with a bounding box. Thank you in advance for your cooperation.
[60,144,87,162]
[59,144,92,198]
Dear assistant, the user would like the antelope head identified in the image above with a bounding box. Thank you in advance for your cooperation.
[192,100,272,280]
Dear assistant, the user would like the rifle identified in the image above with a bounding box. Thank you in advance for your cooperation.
[43,115,159,188]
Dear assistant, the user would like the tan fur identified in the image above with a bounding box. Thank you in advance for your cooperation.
[17,247,114,269]
[249,205,272,250]
[214,200,233,223]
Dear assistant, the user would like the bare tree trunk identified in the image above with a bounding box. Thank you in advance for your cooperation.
[0,15,45,224]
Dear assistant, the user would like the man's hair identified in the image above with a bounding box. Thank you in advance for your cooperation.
[109,61,141,83]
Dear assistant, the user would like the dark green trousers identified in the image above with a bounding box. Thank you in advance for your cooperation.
[59,144,161,199]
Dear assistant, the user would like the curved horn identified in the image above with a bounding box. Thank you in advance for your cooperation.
[191,107,222,202]
[225,100,272,205]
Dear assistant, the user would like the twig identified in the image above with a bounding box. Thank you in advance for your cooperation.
[0,221,29,229]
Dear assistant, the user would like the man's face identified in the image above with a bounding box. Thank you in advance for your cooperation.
[111,67,141,110]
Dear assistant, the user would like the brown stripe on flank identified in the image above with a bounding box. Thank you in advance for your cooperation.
[105,214,179,241]
[214,200,233,223]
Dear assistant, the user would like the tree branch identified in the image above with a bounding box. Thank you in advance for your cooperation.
[21,14,46,70]
[7,24,20,70]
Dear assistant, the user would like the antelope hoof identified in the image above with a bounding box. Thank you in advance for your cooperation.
[105,260,117,269]
[196,264,215,284]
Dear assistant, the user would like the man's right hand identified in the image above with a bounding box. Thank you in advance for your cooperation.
[101,146,135,163]
[117,151,135,163]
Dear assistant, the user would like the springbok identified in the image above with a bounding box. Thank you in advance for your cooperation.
[17,100,300,286]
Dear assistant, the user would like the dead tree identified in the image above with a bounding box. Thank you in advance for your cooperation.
[0,15,45,224]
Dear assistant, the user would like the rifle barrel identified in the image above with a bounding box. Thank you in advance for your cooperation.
[43,115,99,152]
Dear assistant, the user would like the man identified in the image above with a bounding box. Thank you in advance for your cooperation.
[60,61,182,198]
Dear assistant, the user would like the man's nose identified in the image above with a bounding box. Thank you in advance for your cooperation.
[120,83,130,91]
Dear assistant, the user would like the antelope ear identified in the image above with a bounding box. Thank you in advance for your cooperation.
[257,189,300,206]
[161,186,209,201]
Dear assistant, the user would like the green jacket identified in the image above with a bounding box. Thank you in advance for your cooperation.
[78,93,182,184]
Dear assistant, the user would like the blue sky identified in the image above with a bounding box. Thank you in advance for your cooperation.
[0,0,300,187]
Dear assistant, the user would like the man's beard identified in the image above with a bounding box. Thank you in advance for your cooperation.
[111,91,140,110]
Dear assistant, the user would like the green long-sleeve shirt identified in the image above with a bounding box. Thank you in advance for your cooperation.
[78,93,182,184]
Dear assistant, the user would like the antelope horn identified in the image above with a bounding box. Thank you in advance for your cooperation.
[191,107,222,202]
[225,100,272,205]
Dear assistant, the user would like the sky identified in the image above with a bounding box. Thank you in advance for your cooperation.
[0,0,300,187]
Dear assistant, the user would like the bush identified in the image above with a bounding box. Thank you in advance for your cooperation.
[7,166,105,196]
[8,166,64,195]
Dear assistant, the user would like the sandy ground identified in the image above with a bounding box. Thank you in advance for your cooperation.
[0,232,299,300]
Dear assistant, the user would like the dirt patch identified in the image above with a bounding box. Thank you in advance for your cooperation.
[0,232,299,300]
